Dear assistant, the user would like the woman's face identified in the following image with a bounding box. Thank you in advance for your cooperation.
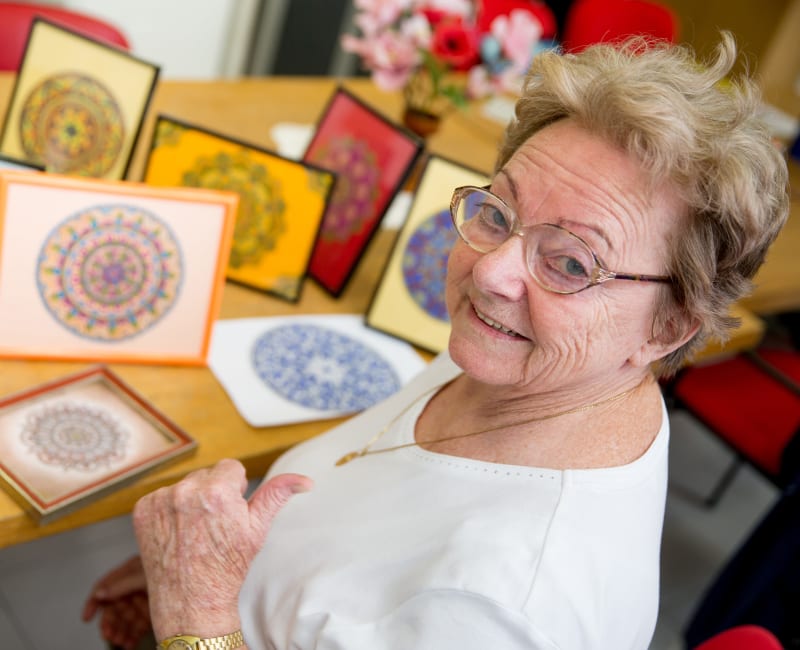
[446,118,685,395]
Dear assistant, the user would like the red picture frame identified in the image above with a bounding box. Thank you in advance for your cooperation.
[303,88,423,297]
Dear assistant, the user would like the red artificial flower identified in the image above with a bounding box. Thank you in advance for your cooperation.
[430,17,480,71]
[419,8,449,27]
[476,0,557,39]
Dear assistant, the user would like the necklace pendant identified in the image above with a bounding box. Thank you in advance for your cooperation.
[335,450,361,466]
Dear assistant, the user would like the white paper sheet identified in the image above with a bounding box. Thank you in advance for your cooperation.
[208,314,428,427]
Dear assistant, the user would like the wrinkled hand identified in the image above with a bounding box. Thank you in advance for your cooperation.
[132,459,312,640]
[81,555,151,649]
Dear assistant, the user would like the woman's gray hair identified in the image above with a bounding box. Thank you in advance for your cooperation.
[497,32,789,376]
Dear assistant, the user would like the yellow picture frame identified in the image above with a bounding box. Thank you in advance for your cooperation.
[366,154,489,352]
[0,18,159,180]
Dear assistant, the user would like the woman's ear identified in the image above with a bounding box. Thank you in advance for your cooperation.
[629,310,701,369]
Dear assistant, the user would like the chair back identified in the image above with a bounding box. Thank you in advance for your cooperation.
[560,0,679,53]
[672,349,800,482]
[0,2,130,71]
[693,624,783,649]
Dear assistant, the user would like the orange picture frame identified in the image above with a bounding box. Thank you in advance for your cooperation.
[0,170,237,365]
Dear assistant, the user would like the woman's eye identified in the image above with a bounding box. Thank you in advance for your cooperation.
[553,255,588,278]
[477,204,510,232]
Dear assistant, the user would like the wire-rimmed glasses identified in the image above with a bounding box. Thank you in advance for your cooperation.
[449,185,673,294]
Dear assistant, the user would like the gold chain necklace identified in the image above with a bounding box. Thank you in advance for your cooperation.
[335,376,649,466]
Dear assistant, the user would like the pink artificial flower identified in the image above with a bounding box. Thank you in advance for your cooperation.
[476,0,555,39]
[354,0,414,34]
[400,12,432,49]
[422,0,472,18]
[491,8,542,73]
[341,33,370,58]
[373,66,415,91]
[371,30,421,68]
[495,65,525,95]
[466,64,494,98]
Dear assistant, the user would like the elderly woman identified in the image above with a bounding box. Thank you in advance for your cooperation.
[83,33,788,650]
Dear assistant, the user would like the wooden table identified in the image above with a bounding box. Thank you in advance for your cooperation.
[0,75,788,548]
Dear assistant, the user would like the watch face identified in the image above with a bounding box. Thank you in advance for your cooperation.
[166,640,195,650]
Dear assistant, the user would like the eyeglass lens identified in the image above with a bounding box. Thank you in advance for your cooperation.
[452,187,597,293]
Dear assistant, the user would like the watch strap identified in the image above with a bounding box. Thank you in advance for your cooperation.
[158,630,244,650]
[198,631,244,650]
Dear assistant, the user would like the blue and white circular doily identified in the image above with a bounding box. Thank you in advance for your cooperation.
[401,208,456,322]
[251,324,401,411]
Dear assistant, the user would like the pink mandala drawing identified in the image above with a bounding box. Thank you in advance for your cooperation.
[311,136,379,242]
[21,401,128,471]
[37,205,183,341]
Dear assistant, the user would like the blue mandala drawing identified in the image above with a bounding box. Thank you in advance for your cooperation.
[251,324,401,411]
[401,208,457,322]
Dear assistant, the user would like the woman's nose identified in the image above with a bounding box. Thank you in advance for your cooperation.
[471,233,529,300]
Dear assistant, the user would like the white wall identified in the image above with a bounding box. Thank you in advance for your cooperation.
[45,0,260,78]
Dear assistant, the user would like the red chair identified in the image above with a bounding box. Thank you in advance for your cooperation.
[668,348,800,506]
[560,0,679,53]
[693,625,784,650]
[0,2,130,71]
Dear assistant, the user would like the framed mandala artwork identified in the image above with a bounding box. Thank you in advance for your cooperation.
[208,314,427,427]
[143,115,336,302]
[0,18,159,180]
[303,88,423,297]
[366,154,489,353]
[0,170,237,365]
[0,365,196,524]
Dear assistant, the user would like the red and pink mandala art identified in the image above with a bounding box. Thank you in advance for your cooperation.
[19,73,125,177]
[311,135,379,242]
[36,205,183,341]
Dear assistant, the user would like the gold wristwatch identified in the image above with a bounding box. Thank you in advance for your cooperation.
[157,630,244,650]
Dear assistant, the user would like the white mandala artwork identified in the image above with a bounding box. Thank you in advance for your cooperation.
[21,401,128,471]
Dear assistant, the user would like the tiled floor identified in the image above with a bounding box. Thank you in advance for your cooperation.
[0,408,779,650]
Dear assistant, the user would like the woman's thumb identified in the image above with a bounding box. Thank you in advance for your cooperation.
[248,473,313,529]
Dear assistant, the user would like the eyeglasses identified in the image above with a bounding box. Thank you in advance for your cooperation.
[450,185,673,294]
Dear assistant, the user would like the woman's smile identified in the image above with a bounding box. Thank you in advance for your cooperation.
[472,305,527,339]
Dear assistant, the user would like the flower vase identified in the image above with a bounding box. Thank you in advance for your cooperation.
[400,68,449,140]
[402,104,442,139]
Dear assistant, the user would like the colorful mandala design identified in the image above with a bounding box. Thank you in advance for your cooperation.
[251,324,401,411]
[37,205,183,341]
[182,150,286,268]
[309,136,380,242]
[402,209,456,322]
[19,73,125,177]
[21,402,128,472]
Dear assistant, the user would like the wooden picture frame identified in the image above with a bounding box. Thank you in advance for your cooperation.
[0,366,196,524]
[143,115,336,302]
[0,170,237,365]
[0,18,159,180]
[365,154,489,352]
[303,87,423,297]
